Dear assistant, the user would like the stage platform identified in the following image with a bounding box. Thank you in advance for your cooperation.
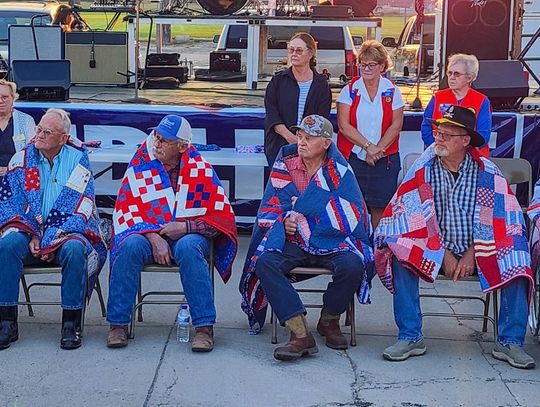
[65,79,540,111]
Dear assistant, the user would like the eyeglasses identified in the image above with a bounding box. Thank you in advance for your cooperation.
[35,125,64,137]
[447,70,468,78]
[359,62,380,71]
[434,130,468,140]
[287,47,308,55]
[153,132,179,146]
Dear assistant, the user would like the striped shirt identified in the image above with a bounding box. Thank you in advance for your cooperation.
[430,153,478,255]
[38,145,83,219]
[296,79,313,125]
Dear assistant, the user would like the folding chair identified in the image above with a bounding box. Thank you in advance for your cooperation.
[270,267,357,347]
[129,241,215,338]
[19,264,107,335]
[401,152,421,179]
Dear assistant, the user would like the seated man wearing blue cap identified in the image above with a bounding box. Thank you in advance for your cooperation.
[240,114,373,361]
[375,105,535,369]
[106,115,238,351]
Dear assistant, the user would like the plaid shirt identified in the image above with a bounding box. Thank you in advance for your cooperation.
[430,153,478,255]
[284,155,313,194]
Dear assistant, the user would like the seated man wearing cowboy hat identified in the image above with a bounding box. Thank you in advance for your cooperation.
[374,105,535,369]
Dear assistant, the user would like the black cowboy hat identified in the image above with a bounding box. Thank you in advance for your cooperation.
[428,105,485,148]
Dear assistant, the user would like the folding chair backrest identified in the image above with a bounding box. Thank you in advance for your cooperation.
[490,157,533,206]
[402,153,421,178]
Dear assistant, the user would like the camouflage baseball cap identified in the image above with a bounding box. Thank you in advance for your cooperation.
[291,114,334,138]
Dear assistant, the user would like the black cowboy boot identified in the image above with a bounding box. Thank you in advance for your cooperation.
[0,306,19,350]
[60,309,82,350]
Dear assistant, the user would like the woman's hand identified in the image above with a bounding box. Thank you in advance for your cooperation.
[366,144,384,165]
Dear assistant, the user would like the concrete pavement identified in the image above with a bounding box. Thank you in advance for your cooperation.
[1,235,539,407]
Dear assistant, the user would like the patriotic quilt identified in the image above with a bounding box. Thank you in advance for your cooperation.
[0,140,107,288]
[111,135,237,282]
[239,143,374,334]
[527,179,540,272]
[374,146,533,294]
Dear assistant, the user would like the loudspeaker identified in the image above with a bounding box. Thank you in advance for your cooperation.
[8,25,64,73]
[210,51,241,73]
[472,60,529,108]
[65,31,128,85]
[441,0,521,73]
[12,60,70,101]
[332,0,376,17]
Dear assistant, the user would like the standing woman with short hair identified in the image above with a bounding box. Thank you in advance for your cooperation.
[264,32,332,167]
[336,40,404,228]
[421,53,491,156]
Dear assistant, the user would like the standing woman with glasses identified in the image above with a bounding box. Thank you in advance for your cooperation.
[421,53,491,156]
[0,80,36,177]
[336,40,404,229]
[264,32,332,167]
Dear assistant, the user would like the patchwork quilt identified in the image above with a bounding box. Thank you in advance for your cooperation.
[0,140,106,290]
[374,146,533,294]
[111,136,237,282]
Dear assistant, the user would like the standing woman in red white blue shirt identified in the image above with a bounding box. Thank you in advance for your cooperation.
[336,40,404,228]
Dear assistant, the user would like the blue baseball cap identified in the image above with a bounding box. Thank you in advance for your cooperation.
[149,115,192,142]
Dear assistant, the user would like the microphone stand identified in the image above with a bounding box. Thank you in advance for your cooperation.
[126,0,150,104]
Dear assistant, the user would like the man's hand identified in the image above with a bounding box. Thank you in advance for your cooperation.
[284,215,297,236]
[159,222,187,241]
[452,247,476,282]
[40,252,56,263]
[442,250,459,278]
[29,235,41,257]
[0,166,7,177]
[146,233,172,266]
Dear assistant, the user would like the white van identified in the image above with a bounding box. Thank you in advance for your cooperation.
[214,24,360,82]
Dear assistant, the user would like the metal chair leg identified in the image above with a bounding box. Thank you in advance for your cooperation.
[137,279,143,322]
[482,292,491,333]
[493,290,499,342]
[349,299,356,347]
[271,310,278,344]
[95,278,107,318]
[20,274,34,317]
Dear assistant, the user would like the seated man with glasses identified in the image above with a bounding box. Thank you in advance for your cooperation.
[375,105,535,369]
[421,53,491,157]
[240,114,373,361]
[106,115,237,352]
[0,108,107,351]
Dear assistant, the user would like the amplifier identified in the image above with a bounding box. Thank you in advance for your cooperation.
[65,31,128,85]
[210,51,241,73]
[12,60,70,101]
[311,5,352,18]
[147,53,180,66]
[145,66,188,83]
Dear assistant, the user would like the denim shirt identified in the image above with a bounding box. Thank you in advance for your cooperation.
[38,144,83,219]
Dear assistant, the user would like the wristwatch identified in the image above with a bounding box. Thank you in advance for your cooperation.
[364,141,372,150]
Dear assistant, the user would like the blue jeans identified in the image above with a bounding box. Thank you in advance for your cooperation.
[0,231,87,309]
[392,256,529,345]
[107,233,215,327]
[255,241,365,325]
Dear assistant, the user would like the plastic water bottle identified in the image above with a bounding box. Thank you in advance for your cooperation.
[176,305,190,343]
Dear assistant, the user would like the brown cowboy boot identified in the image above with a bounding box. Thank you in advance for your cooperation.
[317,308,348,350]
[192,326,214,352]
[274,314,318,361]
[107,325,129,348]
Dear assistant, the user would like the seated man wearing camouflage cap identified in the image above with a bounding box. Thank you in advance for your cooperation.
[240,114,373,361]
